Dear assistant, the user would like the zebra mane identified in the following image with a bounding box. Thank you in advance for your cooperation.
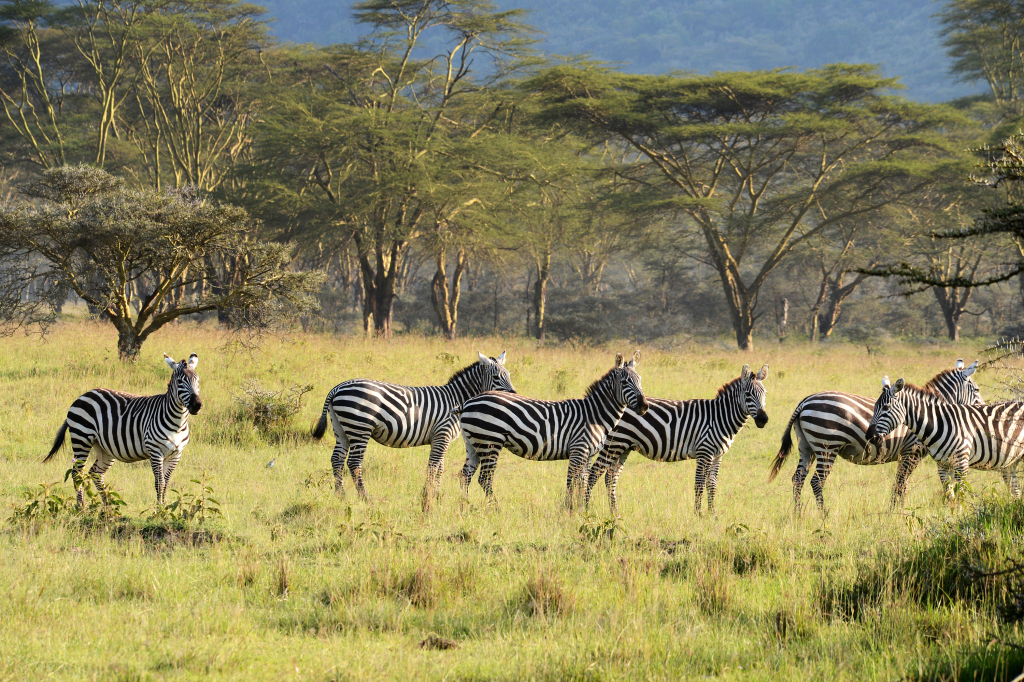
[444,361,485,387]
[583,368,616,399]
[899,382,944,400]
[923,369,961,392]
[715,376,745,399]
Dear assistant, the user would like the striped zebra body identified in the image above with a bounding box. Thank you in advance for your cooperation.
[586,363,769,516]
[769,361,984,512]
[458,351,648,509]
[866,377,1024,500]
[311,352,514,502]
[44,353,202,507]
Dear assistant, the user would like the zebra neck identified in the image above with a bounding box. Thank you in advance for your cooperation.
[719,386,749,434]
[443,372,483,403]
[163,390,190,429]
[584,380,625,428]
[901,389,942,445]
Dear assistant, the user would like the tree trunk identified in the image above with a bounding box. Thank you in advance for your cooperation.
[932,286,964,342]
[533,253,551,342]
[357,238,405,339]
[116,325,143,362]
[430,248,466,340]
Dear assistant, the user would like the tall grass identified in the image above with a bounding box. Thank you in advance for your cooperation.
[0,320,1020,680]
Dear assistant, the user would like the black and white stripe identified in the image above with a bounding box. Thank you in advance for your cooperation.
[311,352,515,502]
[586,363,769,516]
[866,376,1024,500]
[44,353,202,507]
[769,360,984,512]
[458,351,648,509]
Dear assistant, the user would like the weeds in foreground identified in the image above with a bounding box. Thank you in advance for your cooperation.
[9,472,126,525]
[145,471,223,526]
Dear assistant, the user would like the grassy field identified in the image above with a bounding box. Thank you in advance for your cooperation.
[0,320,1022,681]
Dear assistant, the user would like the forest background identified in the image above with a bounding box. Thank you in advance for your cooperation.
[2,0,1024,354]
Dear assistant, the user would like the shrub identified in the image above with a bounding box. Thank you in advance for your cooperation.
[234,380,314,430]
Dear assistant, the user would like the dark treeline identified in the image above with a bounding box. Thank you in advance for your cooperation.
[2,0,1024,356]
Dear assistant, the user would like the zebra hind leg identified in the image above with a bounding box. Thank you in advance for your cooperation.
[791,432,815,516]
[890,449,923,510]
[87,454,115,505]
[330,428,351,498]
[705,454,724,515]
[564,449,589,512]
[809,449,837,517]
[1001,463,1022,500]
[345,436,371,502]
[476,447,501,501]
[422,431,453,512]
[694,455,709,515]
[460,439,481,496]
[605,457,627,518]
[69,438,93,509]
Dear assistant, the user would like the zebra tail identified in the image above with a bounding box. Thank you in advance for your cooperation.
[310,396,330,440]
[43,421,69,463]
[768,408,799,483]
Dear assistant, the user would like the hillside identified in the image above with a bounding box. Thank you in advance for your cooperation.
[258,0,985,103]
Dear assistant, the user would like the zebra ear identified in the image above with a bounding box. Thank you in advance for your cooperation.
[628,350,640,368]
[963,360,978,377]
[882,375,890,388]
[615,352,624,368]
[955,358,965,370]
[756,364,769,381]
[741,364,751,381]
[477,351,494,366]
[496,350,506,365]
[894,378,905,393]
[187,354,199,370]
[163,353,176,369]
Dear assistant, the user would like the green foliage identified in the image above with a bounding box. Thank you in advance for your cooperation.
[146,472,223,526]
[233,380,314,431]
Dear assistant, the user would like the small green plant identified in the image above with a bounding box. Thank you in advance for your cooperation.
[9,482,73,521]
[551,368,573,395]
[578,515,621,543]
[10,472,125,524]
[234,380,314,430]
[436,351,459,366]
[147,472,223,525]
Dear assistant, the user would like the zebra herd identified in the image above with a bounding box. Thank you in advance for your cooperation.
[42,349,1024,515]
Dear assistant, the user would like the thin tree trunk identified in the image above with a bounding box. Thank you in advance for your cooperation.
[533,253,551,342]
[430,247,466,340]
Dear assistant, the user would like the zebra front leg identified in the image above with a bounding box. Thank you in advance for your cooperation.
[890,449,923,509]
[161,449,183,498]
[604,454,628,517]
[422,432,452,512]
[937,464,954,501]
[694,455,710,515]
[149,454,167,506]
[704,452,725,515]
[565,448,589,511]
[585,448,615,511]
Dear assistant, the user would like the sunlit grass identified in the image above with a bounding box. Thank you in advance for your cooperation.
[0,320,1019,680]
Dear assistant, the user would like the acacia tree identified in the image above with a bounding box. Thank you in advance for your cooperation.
[939,0,1024,112]
[0,166,324,359]
[527,64,963,350]
[249,0,534,338]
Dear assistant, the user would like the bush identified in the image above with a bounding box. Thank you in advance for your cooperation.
[234,380,314,430]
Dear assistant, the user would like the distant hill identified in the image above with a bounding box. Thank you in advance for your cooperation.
[258,0,985,103]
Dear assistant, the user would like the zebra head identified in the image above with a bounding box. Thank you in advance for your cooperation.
[476,350,516,394]
[946,358,982,405]
[615,350,649,416]
[740,363,770,428]
[865,376,905,445]
[164,353,202,415]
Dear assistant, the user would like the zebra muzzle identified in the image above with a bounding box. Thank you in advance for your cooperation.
[754,410,768,428]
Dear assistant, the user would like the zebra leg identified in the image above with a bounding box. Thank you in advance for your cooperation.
[149,454,167,506]
[422,427,455,511]
[705,452,725,515]
[937,464,954,500]
[790,435,815,515]
[330,427,351,498]
[345,436,371,502]
[951,450,971,501]
[890,449,923,509]
[565,448,589,511]
[86,453,115,505]
[476,447,501,501]
[585,449,613,511]
[694,455,710,514]
[68,438,93,509]
[460,439,480,496]
[162,449,184,497]
[1001,462,1022,499]
[605,455,628,518]
[809,450,836,515]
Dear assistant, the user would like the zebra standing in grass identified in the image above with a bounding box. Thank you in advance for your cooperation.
[458,351,648,509]
[44,353,202,507]
[311,352,515,503]
[866,376,1024,500]
[768,360,984,513]
[586,363,769,517]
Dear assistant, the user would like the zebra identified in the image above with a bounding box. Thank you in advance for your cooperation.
[458,351,648,509]
[310,351,515,503]
[44,353,202,508]
[586,363,769,517]
[768,359,984,513]
[865,376,1024,500]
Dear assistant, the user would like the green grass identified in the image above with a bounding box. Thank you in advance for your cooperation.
[0,320,1022,680]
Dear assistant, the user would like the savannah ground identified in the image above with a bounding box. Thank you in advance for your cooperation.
[0,320,1021,681]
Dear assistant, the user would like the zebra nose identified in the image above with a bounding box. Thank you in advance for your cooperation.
[635,396,649,416]
[189,396,203,415]
[754,410,768,428]
[865,423,877,443]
